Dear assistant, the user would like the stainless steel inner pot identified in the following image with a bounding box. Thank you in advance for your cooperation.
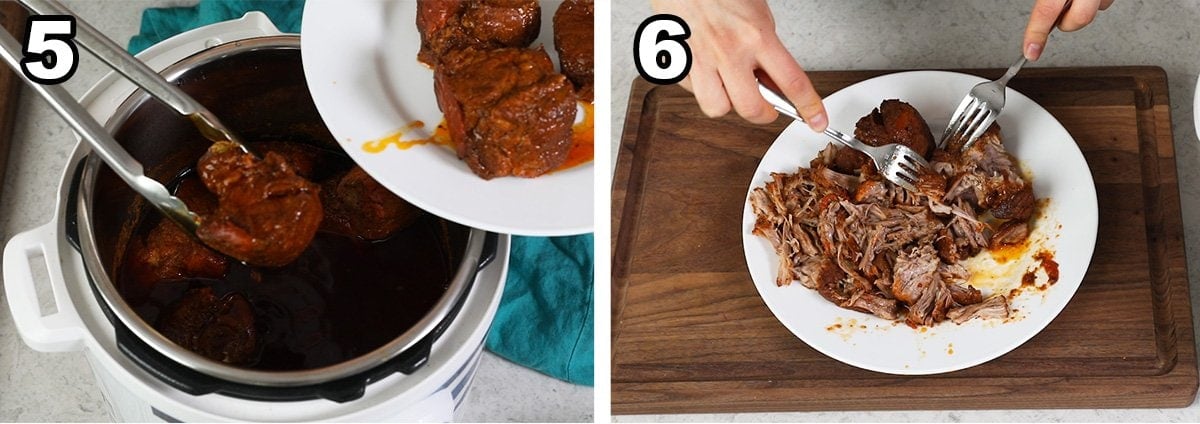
[72,35,491,391]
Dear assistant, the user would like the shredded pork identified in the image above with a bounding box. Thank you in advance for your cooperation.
[751,100,1035,327]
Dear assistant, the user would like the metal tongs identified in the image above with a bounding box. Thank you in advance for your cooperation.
[0,0,250,233]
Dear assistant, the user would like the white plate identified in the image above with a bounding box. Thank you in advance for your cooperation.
[741,71,1098,375]
[301,0,592,236]
[1194,74,1199,138]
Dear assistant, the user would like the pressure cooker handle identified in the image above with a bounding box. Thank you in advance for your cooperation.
[3,222,86,352]
[477,231,499,271]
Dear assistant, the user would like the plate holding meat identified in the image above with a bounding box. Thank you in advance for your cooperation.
[302,0,592,236]
[741,71,1097,375]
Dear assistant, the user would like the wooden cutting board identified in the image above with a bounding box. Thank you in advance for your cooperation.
[611,67,1197,414]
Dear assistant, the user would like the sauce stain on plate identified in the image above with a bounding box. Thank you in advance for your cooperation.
[361,120,452,153]
[965,199,1059,310]
[826,317,869,341]
[557,102,594,171]
[360,103,595,172]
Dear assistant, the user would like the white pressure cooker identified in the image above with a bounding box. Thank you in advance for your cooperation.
[3,12,509,422]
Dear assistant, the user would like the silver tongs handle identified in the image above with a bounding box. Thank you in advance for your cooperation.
[0,30,199,232]
[20,0,240,145]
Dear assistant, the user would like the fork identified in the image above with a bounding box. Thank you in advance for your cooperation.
[757,82,930,192]
[938,56,1027,151]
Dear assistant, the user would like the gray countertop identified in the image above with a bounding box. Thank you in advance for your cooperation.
[0,0,592,422]
[611,0,1200,421]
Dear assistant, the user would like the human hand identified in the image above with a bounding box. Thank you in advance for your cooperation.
[650,0,827,131]
[1023,0,1114,61]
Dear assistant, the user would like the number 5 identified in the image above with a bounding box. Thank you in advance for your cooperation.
[21,16,79,85]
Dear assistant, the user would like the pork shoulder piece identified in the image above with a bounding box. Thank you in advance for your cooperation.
[943,123,1032,213]
[158,286,257,365]
[844,290,899,320]
[990,220,1030,248]
[416,0,541,66]
[991,184,1036,220]
[892,245,982,327]
[434,47,577,179]
[123,219,228,298]
[320,166,423,240]
[553,0,594,102]
[948,295,1010,324]
[834,99,935,172]
[196,141,323,267]
[891,245,940,305]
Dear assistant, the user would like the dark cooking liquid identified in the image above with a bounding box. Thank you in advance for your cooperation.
[118,209,456,371]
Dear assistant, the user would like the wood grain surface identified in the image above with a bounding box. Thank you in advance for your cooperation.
[611,67,1197,414]
[0,3,26,204]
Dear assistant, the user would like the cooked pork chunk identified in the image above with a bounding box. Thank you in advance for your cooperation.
[834,100,935,173]
[195,141,323,267]
[948,295,1011,324]
[990,220,1030,248]
[158,286,257,365]
[553,0,594,102]
[433,47,577,179]
[416,0,541,66]
[320,166,424,240]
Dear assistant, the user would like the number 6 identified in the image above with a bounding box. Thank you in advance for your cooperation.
[634,14,692,85]
[21,16,79,85]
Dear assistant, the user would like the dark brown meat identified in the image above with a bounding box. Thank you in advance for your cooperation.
[845,291,899,320]
[834,100,935,172]
[934,228,961,263]
[852,178,888,204]
[811,258,847,303]
[416,0,461,65]
[123,220,228,295]
[992,184,1035,220]
[320,167,424,240]
[553,0,594,102]
[914,169,948,201]
[121,175,227,298]
[947,282,983,306]
[157,287,257,365]
[196,141,323,267]
[858,99,936,158]
[434,47,577,179]
[417,0,541,66]
[250,141,335,181]
[990,220,1030,248]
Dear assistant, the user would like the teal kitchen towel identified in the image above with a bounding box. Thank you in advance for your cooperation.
[486,235,594,386]
[129,0,302,54]
[129,0,594,386]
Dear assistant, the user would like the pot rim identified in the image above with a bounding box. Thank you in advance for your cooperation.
[76,35,486,387]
